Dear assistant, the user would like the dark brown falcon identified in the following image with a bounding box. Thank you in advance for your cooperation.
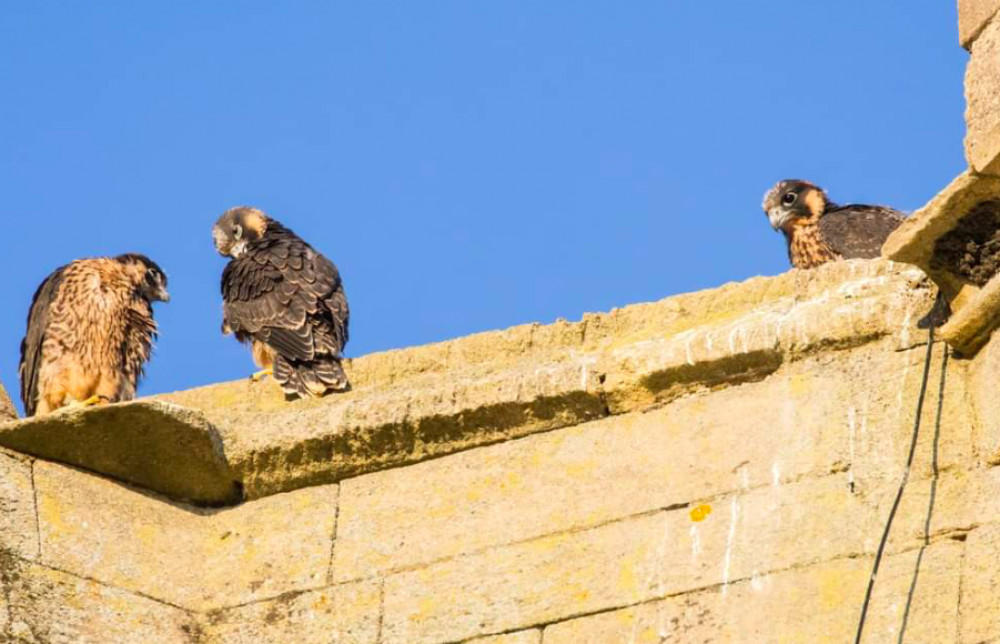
[213,207,350,398]
[762,179,905,269]
[19,254,170,417]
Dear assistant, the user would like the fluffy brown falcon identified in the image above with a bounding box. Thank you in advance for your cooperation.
[762,179,905,269]
[213,207,350,398]
[19,254,170,417]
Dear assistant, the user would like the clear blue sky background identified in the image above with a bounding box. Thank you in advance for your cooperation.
[0,2,968,411]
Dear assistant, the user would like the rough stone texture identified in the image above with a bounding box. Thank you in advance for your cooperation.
[1,556,198,643]
[960,0,1000,47]
[466,631,540,644]
[380,510,689,644]
[967,17,1000,175]
[34,461,337,612]
[0,402,239,506]
[202,580,381,644]
[600,262,935,413]
[335,339,971,583]
[0,450,38,561]
[969,326,1000,463]
[376,467,964,644]
[961,523,1000,642]
[0,382,17,422]
[544,541,963,644]
[963,534,1000,643]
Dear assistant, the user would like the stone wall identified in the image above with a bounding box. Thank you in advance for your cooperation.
[963,0,1000,174]
[2,258,1000,643]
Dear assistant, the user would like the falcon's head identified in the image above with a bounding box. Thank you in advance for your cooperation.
[213,207,269,259]
[116,253,170,303]
[762,180,829,232]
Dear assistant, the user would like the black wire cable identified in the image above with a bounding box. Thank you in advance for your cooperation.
[853,324,936,644]
[896,344,948,644]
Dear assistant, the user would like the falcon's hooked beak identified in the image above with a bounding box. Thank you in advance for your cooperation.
[156,287,171,303]
[768,207,794,231]
[229,241,249,258]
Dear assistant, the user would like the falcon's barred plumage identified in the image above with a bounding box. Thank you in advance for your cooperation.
[19,254,170,417]
[762,179,905,269]
[213,207,350,398]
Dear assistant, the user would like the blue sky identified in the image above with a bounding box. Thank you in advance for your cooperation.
[0,2,968,409]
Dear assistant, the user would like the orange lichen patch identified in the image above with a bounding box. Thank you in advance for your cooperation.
[690,504,712,522]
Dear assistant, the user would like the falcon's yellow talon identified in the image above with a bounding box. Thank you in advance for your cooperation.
[250,368,273,382]
[72,395,106,408]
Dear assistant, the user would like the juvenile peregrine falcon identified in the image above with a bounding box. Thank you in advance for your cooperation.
[19,254,170,417]
[762,179,904,269]
[213,207,350,398]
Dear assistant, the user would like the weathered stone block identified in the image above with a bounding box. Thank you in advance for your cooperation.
[961,523,1000,642]
[1,557,198,643]
[380,510,720,644]
[848,341,973,491]
[969,332,1000,463]
[218,358,607,500]
[335,337,970,584]
[378,468,938,644]
[544,541,962,644]
[602,261,933,413]
[968,18,1000,175]
[34,461,337,611]
[0,381,16,422]
[0,402,240,506]
[0,450,38,561]
[203,580,381,644]
[960,0,1000,48]
[334,367,844,582]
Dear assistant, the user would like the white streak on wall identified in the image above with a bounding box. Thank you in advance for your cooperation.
[722,496,740,597]
[848,406,857,490]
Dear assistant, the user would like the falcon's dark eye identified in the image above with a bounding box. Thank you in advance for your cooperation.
[782,192,797,206]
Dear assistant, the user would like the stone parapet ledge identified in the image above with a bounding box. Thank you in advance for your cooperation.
[0,259,936,506]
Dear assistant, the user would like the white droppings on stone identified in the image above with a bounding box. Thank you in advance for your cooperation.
[848,406,857,491]
[722,496,740,597]
[899,307,913,348]
[690,524,702,560]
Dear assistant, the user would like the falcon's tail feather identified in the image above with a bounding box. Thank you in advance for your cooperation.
[273,355,350,398]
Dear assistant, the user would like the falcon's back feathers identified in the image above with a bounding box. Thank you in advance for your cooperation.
[19,266,67,417]
[219,215,350,398]
[818,204,905,259]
